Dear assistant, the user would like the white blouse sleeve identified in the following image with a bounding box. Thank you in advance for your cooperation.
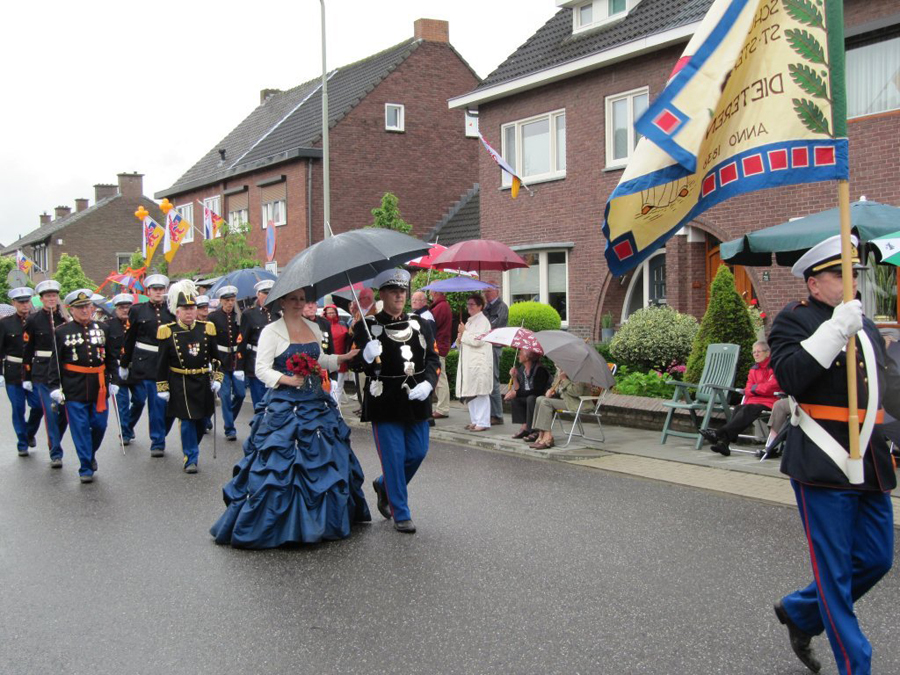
[255,322,285,389]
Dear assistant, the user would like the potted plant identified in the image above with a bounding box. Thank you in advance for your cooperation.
[601,311,616,342]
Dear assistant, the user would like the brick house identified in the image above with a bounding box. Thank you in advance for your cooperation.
[158,18,480,276]
[1,172,163,286]
[450,0,900,339]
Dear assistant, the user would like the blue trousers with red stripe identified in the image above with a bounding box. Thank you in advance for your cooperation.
[371,420,429,522]
[781,480,893,675]
[6,383,43,452]
[66,400,108,477]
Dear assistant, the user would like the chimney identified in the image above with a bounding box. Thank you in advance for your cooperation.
[94,183,118,202]
[117,172,143,200]
[75,198,89,212]
[260,88,281,104]
[54,205,72,220]
[40,213,51,226]
[414,18,449,43]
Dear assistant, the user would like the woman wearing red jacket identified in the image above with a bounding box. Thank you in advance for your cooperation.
[701,340,781,456]
[324,305,349,405]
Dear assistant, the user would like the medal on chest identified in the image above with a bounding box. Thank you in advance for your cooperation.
[64,333,84,361]
[187,341,201,357]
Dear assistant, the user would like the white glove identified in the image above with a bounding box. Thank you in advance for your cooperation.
[0,375,5,387]
[407,381,434,401]
[211,381,222,394]
[801,300,864,369]
[50,389,65,404]
[22,381,32,392]
[363,339,383,364]
[157,391,170,402]
[119,367,129,380]
[109,384,120,396]
[233,371,245,382]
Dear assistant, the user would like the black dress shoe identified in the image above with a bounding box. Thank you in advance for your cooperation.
[699,428,719,444]
[27,436,36,448]
[394,519,416,534]
[774,601,821,673]
[490,416,504,425]
[373,480,391,519]
[710,443,731,457]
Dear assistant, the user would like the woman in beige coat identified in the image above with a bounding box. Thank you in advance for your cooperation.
[456,293,493,431]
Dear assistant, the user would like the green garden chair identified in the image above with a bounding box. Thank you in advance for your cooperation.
[660,343,740,450]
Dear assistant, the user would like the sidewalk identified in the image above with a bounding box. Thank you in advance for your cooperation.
[344,399,900,518]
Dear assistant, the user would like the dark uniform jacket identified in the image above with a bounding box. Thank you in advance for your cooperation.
[350,311,440,424]
[155,320,221,420]
[122,302,175,381]
[106,316,129,382]
[0,312,33,384]
[208,308,241,372]
[315,316,333,355]
[48,320,115,404]
[23,308,67,384]
[238,305,280,379]
[769,296,900,491]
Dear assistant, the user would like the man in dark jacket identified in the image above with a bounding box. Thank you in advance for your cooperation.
[239,279,280,409]
[0,287,43,455]
[350,269,440,534]
[429,290,453,419]
[106,293,134,444]
[120,274,175,456]
[48,289,117,483]
[208,286,245,440]
[482,287,508,424]
[23,279,68,467]
[768,235,900,675]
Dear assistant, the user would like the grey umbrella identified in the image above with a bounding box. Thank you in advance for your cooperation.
[534,330,616,389]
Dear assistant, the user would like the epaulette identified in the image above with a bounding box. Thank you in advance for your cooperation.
[157,323,173,340]
[203,320,217,336]
[788,299,809,312]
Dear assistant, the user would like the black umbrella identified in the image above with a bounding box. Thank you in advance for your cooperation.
[208,267,276,300]
[266,227,430,314]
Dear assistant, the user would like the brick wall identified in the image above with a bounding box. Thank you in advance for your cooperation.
[478,0,899,339]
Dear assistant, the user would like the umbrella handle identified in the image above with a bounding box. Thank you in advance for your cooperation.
[346,273,380,367]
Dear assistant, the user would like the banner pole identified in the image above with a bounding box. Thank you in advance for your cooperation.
[838,180,860,464]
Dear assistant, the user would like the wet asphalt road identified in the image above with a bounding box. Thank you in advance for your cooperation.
[0,404,898,675]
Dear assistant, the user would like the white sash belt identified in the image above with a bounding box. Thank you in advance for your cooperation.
[5,355,23,363]
[36,350,52,358]
[217,344,234,353]
[136,342,158,352]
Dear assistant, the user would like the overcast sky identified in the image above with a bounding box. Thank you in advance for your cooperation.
[0,0,560,247]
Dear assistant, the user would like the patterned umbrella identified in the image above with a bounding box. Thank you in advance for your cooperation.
[869,229,900,266]
[0,303,15,318]
[479,327,543,355]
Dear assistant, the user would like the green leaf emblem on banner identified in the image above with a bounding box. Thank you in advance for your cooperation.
[782,0,824,29]
[785,29,827,65]
[793,98,831,135]
[788,64,829,100]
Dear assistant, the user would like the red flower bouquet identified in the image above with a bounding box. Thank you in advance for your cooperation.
[285,352,331,392]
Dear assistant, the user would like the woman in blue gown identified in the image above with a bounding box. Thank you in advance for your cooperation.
[210,289,370,548]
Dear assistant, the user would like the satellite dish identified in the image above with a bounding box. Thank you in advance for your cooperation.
[6,270,28,288]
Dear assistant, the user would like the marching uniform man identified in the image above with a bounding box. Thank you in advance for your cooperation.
[239,279,280,409]
[156,281,222,473]
[120,274,175,456]
[0,287,43,456]
[106,293,134,445]
[196,295,210,322]
[23,279,68,467]
[769,235,900,675]
[208,285,245,441]
[350,269,440,534]
[48,290,117,483]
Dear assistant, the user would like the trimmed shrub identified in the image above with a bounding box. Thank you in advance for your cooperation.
[445,349,459,398]
[613,371,676,399]
[508,301,561,332]
[609,306,698,372]
[685,265,757,386]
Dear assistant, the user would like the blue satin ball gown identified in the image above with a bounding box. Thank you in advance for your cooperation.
[210,342,371,548]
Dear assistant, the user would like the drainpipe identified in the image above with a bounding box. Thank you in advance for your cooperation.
[307,157,313,248]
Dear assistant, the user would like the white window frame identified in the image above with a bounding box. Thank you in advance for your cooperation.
[116,252,131,271]
[622,250,666,320]
[385,103,405,132]
[500,109,566,186]
[202,195,222,239]
[572,0,631,34]
[502,249,569,326]
[228,208,249,233]
[605,86,649,169]
[846,34,900,119]
[176,203,194,243]
[261,199,286,228]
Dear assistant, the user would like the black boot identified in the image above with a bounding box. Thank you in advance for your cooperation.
[774,601,821,673]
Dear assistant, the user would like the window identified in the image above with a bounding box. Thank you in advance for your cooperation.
[385,103,404,132]
[34,245,48,272]
[228,208,249,233]
[846,35,900,118]
[203,196,222,239]
[606,87,649,168]
[623,252,666,319]
[503,249,569,323]
[500,110,566,185]
[573,0,630,33]
[176,203,194,243]
[261,200,286,228]
[116,252,131,271]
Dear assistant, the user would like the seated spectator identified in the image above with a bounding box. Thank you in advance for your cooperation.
[700,340,781,456]
[527,369,592,449]
[505,349,551,440]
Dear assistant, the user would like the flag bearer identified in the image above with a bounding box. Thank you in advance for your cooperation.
[239,279,280,409]
[23,279,68,467]
[48,289,117,483]
[107,293,134,444]
[208,285,244,441]
[155,281,221,473]
[0,287,43,456]
[120,274,174,457]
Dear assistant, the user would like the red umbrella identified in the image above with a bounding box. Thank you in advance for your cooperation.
[407,243,447,269]
[430,239,529,274]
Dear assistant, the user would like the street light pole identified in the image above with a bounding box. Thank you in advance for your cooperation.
[319,0,331,239]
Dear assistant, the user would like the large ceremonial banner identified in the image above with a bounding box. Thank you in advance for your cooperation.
[603,0,848,276]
